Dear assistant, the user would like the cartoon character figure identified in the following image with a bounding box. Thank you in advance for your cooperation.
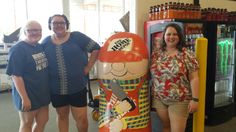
[97,32,151,132]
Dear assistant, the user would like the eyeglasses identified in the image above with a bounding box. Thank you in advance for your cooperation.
[26,29,42,34]
[51,22,66,26]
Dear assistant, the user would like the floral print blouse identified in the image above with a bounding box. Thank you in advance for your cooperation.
[150,48,199,102]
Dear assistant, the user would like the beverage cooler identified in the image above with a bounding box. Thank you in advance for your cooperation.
[144,20,203,54]
[144,19,204,132]
[204,23,236,125]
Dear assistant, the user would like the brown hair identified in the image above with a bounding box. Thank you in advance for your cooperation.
[160,23,186,52]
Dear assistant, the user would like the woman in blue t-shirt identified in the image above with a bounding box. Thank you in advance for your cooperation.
[42,14,100,132]
[6,20,50,132]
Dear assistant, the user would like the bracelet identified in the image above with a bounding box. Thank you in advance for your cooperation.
[192,97,199,102]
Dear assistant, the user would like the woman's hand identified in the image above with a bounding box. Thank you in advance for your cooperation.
[84,66,90,75]
[188,100,198,113]
[12,75,31,112]
[21,96,31,111]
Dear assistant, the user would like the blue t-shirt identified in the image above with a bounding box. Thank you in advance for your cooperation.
[41,31,100,95]
[6,41,50,111]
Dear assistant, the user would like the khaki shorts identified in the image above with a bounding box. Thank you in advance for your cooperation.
[152,99,190,118]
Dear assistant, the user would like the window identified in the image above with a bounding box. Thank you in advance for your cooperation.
[0,0,62,43]
[0,0,129,44]
[69,0,129,45]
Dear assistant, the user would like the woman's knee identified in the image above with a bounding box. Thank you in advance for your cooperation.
[19,112,34,127]
[56,106,70,120]
[35,109,49,125]
[76,113,88,123]
[20,120,33,127]
[57,113,69,120]
[38,115,49,124]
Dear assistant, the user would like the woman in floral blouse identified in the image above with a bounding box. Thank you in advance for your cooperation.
[150,23,199,132]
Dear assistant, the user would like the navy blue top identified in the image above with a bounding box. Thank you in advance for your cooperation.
[42,31,100,95]
[6,41,50,111]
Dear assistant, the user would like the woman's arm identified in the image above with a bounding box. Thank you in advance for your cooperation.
[12,75,31,111]
[188,70,199,113]
[84,50,99,75]
[189,70,199,99]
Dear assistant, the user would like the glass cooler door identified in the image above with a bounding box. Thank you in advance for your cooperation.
[214,24,235,108]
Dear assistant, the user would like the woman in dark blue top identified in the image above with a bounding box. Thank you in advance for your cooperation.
[41,14,100,132]
[6,20,50,132]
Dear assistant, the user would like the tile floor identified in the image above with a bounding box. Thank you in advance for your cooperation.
[1,80,236,132]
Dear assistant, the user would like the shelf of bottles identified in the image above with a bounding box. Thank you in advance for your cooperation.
[201,8,228,22]
[184,23,203,52]
[148,2,236,23]
[148,2,201,20]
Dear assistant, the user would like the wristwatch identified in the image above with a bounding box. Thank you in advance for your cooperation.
[192,97,199,102]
